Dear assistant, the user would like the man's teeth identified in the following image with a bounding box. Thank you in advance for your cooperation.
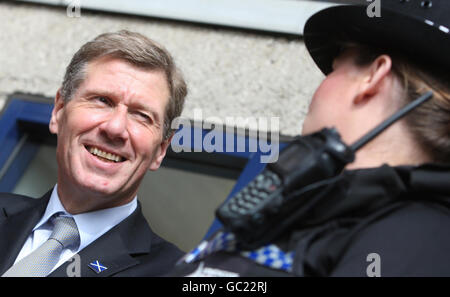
[89,147,122,162]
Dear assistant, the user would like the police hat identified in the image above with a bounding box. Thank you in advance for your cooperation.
[303,0,450,75]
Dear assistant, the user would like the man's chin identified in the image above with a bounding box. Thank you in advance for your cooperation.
[77,178,125,197]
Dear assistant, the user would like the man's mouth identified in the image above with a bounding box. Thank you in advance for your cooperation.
[85,145,126,163]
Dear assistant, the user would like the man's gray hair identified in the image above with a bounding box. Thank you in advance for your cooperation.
[60,30,187,139]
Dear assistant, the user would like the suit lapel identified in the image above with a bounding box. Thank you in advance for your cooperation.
[0,191,51,274]
[50,229,139,277]
[50,203,152,277]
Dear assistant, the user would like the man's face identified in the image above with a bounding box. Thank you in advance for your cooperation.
[49,56,171,207]
[302,48,364,137]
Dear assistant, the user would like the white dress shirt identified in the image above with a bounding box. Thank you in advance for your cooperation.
[14,184,137,273]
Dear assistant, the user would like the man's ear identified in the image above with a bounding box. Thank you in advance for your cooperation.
[49,89,65,135]
[354,55,393,104]
[148,132,174,171]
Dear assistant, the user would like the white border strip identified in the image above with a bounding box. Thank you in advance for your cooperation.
[15,0,337,35]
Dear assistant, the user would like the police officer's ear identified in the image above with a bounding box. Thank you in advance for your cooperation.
[354,55,393,105]
[49,88,65,135]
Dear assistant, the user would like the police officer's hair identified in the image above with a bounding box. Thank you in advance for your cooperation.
[60,30,187,140]
[339,42,450,163]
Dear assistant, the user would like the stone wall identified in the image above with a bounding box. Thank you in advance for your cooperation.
[0,1,324,136]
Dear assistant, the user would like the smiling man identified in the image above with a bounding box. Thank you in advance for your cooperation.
[0,30,187,277]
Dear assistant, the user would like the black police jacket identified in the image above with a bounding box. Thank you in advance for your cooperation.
[171,163,450,277]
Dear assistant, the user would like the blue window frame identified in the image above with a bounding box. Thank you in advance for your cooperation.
[0,93,288,239]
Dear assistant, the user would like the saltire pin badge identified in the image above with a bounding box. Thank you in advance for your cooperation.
[88,260,108,274]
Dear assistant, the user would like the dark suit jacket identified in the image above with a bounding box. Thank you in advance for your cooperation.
[0,190,184,277]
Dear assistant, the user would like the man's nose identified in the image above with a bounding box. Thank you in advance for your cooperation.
[99,107,129,143]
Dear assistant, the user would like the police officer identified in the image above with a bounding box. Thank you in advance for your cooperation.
[171,0,450,276]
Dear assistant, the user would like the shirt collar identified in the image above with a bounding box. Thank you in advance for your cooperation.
[35,184,138,252]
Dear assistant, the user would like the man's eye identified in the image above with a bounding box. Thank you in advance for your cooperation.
[96,96,111,105]
[137,112,152,123]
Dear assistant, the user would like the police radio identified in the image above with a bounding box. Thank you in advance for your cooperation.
[216,91,433,250]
